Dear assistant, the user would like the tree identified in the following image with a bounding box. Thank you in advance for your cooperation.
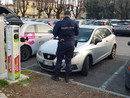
[117,0,130,19]
[71,0,84,19]
[53,0,65,19]
[18,0,28,17]
[86,0,102,19]
[13,0,19,15]
[44,0,54,18]
[99,0,116,19]
[36,0,44,18]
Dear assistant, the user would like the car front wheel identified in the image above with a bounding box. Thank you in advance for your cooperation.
[21,46,31,61]
[81,56,90,76]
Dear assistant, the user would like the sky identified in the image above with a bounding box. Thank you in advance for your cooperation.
[1,0,13,4]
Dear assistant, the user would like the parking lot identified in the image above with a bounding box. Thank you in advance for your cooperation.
[21,36,130,97]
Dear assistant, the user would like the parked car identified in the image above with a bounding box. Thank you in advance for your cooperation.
[93,20,113,31]
[75,19,89,25]
[42,19,58,27]
[125,41,130,90]
[0,5,53,61]
[110,19,120,27]
[113,20,130,36]
[20,22,53,61]
[37,25,117,76]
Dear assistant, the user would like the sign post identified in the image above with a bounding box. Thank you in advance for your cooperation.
[6,25,20,80]
[0,17,5,74]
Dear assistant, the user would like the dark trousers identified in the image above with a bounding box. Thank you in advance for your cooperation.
[54,41,74,75]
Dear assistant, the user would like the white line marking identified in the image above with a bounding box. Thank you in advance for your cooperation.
[100,58,130,90]
[24,63,37,69]
[71,80,130,98]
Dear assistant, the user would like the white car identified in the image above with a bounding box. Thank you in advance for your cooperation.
[37,25,117,76]
[0,6,53,61]
[20,22,53,61]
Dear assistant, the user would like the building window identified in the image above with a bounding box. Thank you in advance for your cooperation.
[32,9,35,14]
[27,9,29,14]
[32,2,35,6]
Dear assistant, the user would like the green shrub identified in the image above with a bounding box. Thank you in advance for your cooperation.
[0,79,9,87]
[16,78,33,86]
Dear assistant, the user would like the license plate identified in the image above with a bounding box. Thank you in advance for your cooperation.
[120,27,127,29]
[43,60,54,66]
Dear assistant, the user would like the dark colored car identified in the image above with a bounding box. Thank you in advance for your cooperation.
[125,41,130,90]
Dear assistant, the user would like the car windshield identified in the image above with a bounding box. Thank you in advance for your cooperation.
[75,28,93,42]
[54,28,93,42]
[111,21,119,24]
[43,21,49,23]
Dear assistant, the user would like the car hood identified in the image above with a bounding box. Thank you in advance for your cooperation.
[0,5,23,26]
[39,39,86,54]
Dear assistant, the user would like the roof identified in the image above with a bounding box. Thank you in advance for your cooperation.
[79,25,109,29]
[79,25,99,29]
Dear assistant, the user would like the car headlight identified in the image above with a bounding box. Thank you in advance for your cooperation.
[73,52,79,57]
[38,50,43,57]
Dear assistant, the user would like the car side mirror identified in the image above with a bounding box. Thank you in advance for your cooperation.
[128,41,130,46]
[94,38,102,45]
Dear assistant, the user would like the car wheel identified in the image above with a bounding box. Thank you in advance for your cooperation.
[81,56,90,76]
[108,45,116,59]
[21,46,31,61]
[125,81,130,90]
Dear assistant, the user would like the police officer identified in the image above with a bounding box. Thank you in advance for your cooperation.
[51,10,79,82]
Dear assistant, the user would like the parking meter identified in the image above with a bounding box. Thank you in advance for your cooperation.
[6,25,20,80]
[0,17,5,74]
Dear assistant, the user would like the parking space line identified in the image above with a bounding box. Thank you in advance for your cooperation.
[21,68,130,98]
[71,80,130,98]
[116,54,130,57]
[24,64,37,69]
[100,58,130,90]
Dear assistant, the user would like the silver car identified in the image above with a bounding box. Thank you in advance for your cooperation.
[37,25,117,76]
[113,20,130,35]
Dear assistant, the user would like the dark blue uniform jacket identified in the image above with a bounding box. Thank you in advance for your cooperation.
[53,17,79,41]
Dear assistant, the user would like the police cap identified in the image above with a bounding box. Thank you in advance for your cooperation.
[64,10,71,15]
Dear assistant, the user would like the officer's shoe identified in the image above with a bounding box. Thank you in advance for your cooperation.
[64,75,69,83]
[51,75,60,81]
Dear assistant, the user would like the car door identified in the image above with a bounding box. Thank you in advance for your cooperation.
[90,28,108,63]
[35,24,53,48]
[22,24,38,54]
[103,28,114,55]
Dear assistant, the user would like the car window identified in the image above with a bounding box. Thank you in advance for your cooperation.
[94,21,104,25]
[92,28,106,43]
[25,24,35,33]
[103,28,111,37]
[81,21,85,25]
[36,24,52,33]
[75,28,93,42]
